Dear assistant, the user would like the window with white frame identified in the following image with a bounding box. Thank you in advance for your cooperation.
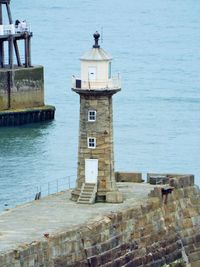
[88,110,96,122]
[88,137,96,149]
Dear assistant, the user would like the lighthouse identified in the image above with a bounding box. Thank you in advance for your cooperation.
[71,32,123,203]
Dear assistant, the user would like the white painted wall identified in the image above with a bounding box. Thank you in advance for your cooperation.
[81,60,111,82]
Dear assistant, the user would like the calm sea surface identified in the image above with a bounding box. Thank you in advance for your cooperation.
[0,0,199,212]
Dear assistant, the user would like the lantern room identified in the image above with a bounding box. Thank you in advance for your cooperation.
[72,31,121,91]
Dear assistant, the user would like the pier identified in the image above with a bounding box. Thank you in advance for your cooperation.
[0,175,200,266]
[0,0,55,126]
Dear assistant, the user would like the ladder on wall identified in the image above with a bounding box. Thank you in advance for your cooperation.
[77,183,97,204]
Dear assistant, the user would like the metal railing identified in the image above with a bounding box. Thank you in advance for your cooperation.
[15,22,31,33]
[72,75,121,90]
[0,22,31,35]
[3,55,25,66]
[0,176,76,213]
[34,176,76,200]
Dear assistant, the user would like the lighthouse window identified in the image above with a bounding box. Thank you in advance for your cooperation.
[88,110,96,122]
[88,137,96,149]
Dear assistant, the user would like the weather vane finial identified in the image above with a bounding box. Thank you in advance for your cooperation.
[93,31,100,48]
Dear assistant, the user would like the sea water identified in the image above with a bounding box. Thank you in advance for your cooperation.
[0,0,199,212]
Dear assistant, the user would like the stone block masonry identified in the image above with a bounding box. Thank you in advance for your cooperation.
[0,66,55,126]
[72,90,119,202]
[77,95,115,190]
[0,66,44,110]
[0,176,200,266]
[115,172,143,183]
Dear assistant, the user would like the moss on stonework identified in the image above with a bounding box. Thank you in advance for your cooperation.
[14,66,44,82]
[0,71,9,90]
[0,105,55,114]
[162,259,187,267]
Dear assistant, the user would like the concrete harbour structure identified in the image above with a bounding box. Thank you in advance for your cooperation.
[71,32,122,203]
[0,0,55,126]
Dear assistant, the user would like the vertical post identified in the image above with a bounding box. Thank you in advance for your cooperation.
[0,4,4,68]
[14,40,22,66]
[8,34,14,109]
[6,3,13,24]
[28,35,31,66]
[0,3,2,24]
[24,33,29,67]
[7,70,11,109]
[0,41,4,68]
[8,35,13,68]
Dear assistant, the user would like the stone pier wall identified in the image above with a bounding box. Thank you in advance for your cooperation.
[1,177,200,267]
[0,66,44,111]
[115,172,143,183]
[0,66,55,126]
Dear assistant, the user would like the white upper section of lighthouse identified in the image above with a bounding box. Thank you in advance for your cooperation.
[80,48,112,61]
[72,31,121,91]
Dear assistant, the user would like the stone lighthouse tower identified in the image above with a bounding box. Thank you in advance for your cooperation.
[71,32,122,203]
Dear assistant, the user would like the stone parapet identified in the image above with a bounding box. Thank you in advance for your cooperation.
[147,173,194,187]
[0,181,200,266]
[115,172,143,183]
[169,175,194,188]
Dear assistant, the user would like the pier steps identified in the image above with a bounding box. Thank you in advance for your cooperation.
[77,183,97,204]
